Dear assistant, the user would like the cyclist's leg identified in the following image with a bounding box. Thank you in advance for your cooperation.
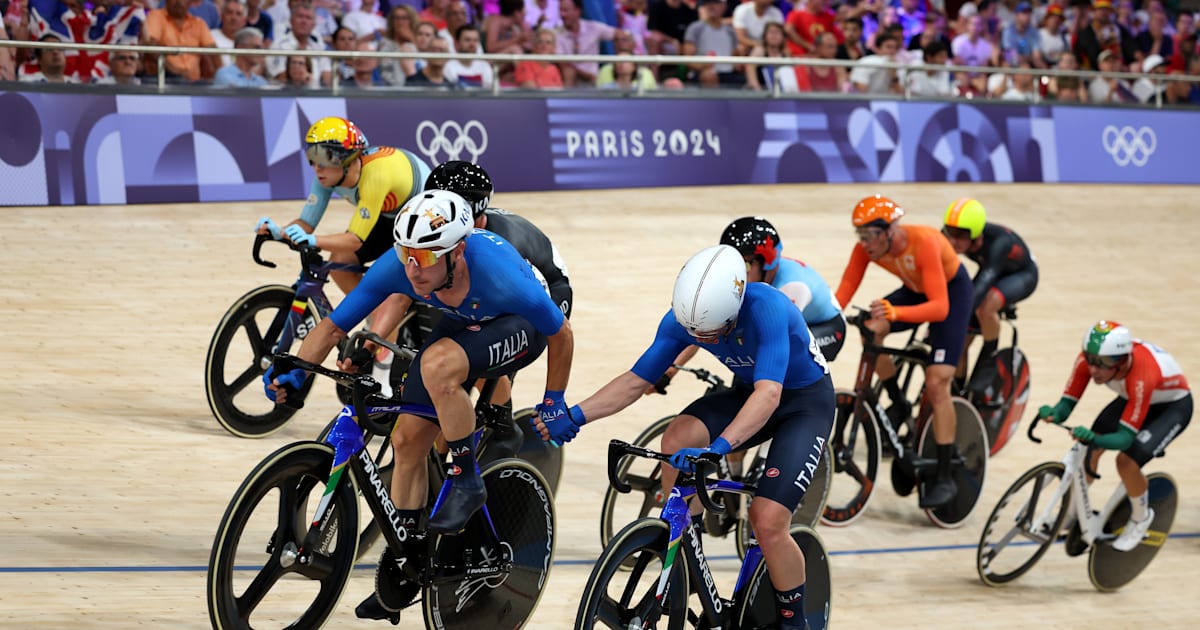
[873,286,922,420]
[969,267,1037,392]
[748,375,834,626]
[920,266,973,508]
[662,388,754,519]
[1111,395,1191,550]
[401,315,548,532]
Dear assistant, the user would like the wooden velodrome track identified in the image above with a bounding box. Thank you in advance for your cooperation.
[1,183,1197,629]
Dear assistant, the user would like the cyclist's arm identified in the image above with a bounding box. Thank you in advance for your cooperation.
[308,231,364,255]
[834,245,870,311]
[644,345,700,395]
[576,370,656,423]
[892,240,950,323]
[329,252,413,333]
[718,379,783,450]
[297,179,334,229]
[544,318,574,393]
[1090,425,1137,451]
[1062,353,1091,401]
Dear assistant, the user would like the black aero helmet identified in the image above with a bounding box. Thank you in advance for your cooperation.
[720,217,783,271]
[424,161,493,218]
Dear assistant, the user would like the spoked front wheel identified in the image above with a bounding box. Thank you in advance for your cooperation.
[575,519,688,630]
[821,389,882,527]
[205,284,316,438]
[423,458,556,629]
[918,398,990,528]
[599,415,674,549]
[976,461,1068,586]
[738,525,832,630]
[207,441,359,629]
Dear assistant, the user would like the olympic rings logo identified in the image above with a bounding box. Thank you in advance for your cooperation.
[415,120,489,164]
[1101,125,1156,167]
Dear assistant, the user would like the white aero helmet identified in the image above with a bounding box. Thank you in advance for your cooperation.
[393,189,474,258]
[672,244,748,337]
[1082,320,1133,357]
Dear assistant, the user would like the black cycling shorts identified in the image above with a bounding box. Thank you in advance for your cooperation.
[808,315,847,363]
[679,374,834,512]
[1091,393,1192,466]
[399,314,548,421]
[885,264,973,366]
[354,211,399,265]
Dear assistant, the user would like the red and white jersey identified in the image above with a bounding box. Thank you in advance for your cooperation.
[1063,340,1190,432]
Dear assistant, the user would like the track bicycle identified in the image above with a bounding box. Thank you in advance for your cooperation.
[822,309,988,528]
[206,353,556,629]
[578,439,832,630]
[976,419,1178,591]
[206,234,409,438]
[868,306,1030,457]
[599,366,832,559]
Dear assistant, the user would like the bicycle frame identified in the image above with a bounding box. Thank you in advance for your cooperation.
[252,235,366,367]
[847,316,935,460]
[608,440,761,627]
[1025,423,1127,548]
[276,354,510,586]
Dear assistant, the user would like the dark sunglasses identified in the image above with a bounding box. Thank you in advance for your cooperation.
[1084,353,1125,369]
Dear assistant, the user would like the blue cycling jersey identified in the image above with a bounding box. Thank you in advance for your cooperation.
[772,257,841,324]
[329,229,566,337]
[631,283,828,389]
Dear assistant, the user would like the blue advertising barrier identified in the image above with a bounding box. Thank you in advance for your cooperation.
[0,90,1195,206]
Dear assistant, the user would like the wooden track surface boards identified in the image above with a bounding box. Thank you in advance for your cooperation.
[0,183,1197,628]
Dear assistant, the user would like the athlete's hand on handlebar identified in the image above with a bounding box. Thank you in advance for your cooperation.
[284,224,316,248]
[256,216,282,240]
[869,298,897,322]
[1071,426,1096,444]
[668,437,732,474]
[263,366,306,403]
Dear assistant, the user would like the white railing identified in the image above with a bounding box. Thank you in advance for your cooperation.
[2,38,1197,107]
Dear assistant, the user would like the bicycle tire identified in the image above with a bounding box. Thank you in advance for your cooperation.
[974,346,1032,456]
[423,458,556,630]
[576,519,688,630]
[206,284,317,438]
[738,524,832,630]
[1088,472,1178,592]
[821,389,882,527]
[917,398,989,528]
[207,441,360,629]
[515,406,565,495]
[736,442,834,559]
[976,461,1068,586]
[599,415,674,549]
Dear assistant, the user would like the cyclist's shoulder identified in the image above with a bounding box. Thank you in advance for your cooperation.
[359,147,420,178]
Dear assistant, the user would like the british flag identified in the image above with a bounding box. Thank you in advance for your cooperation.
[25,0,145,82]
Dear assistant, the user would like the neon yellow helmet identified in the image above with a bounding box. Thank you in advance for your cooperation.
[304,117,368,169]
[943,198,986,239]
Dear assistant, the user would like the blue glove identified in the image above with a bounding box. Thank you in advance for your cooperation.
[256,217,281,240]
[263,366,306,402]
[669,437,733,474]
[1072,426,1095,443]
[537,391,583,445]
[284,224,316,248]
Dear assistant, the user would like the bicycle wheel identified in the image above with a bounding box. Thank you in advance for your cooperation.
[423,458,555,630]
[207,441,360,629]
[976,461,1068,586]
[738,525,832,630]
[821,389,882,527]
[515,406,564,495]
[206,284,317,438]
[736,443,833,558]
[1088,472,1178,592]
[918,398,989,529]
[599,415,674,548]
[576,519,688,630]
[974,347,1032,456]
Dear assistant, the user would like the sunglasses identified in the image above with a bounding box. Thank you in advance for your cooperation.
[305,145,350,169]
[1084,353,1125,369]
[396,245,446,268]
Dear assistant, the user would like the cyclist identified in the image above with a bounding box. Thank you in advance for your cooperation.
[941,197,1039,395]
[263,190,576,618]
[1036,321,1191,552]
[654,217,846,394]
[545,244,834,630]
[256,116,432,392]
[834,195,973,509]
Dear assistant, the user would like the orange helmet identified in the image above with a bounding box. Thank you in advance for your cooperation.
[852,195,904,229]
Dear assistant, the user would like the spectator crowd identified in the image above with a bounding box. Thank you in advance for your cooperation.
[1,0,1197,103]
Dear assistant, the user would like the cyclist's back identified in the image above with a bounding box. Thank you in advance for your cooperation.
[962,222,1036,310]
[480,208,573,317]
